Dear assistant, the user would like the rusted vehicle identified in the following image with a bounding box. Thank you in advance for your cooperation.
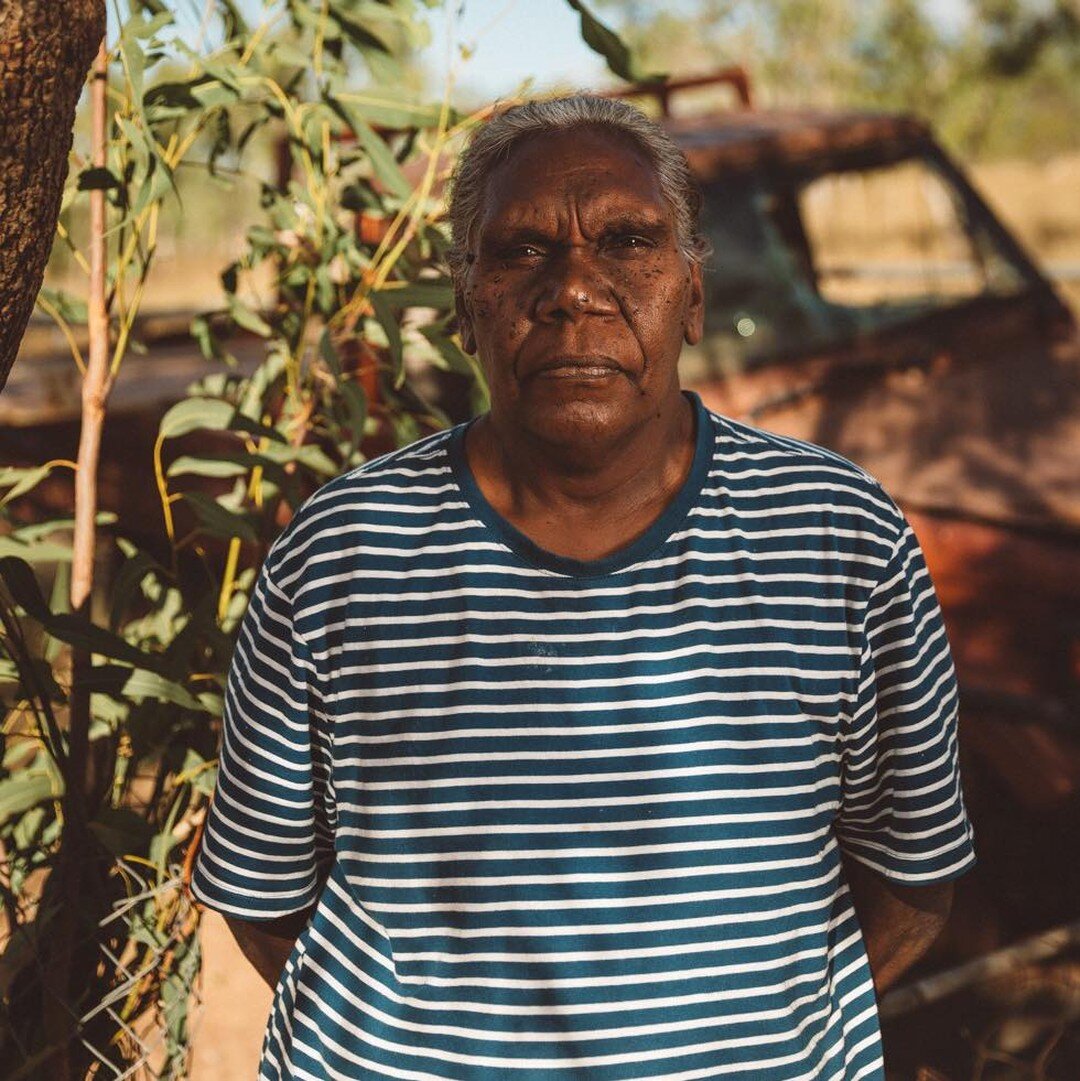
[612,70,1080,1078]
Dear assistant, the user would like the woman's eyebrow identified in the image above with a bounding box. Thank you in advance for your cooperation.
[480,224,554,248]
[597,215,670,239]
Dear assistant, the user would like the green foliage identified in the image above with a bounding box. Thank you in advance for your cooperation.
[3,2,646,1077]
[1,0,460,1075]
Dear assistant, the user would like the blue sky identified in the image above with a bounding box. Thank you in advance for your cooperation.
[419,1,614,102]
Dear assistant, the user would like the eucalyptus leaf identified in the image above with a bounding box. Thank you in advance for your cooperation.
[119,18,147,101]
[0,539,70,562]
[108,548,164,633]
[228,415,289,444]
[180,492,260,542]
[37,287,88,324]
[564,0,653,83]
[208,109,233,178]
[126,9,172,40]
[266,40,312,68]
[179,749,219,797]
[77,167,122,192]
[0,557,168,673]
[330,96,412,201]
[335,10,394,55]
[10,511,114,544]
[288,1,342,40]
[121,668,215,713]
[159,397,236,439]
[370,292,403,381]
[166,456,248,479]
[227,296,274,338]
[88,807,155,859]
[330,93,448,130]
[218,0,250,37]
[190,314,236,366]
[0,770,61,822]
[258,442,340,476]
[375,281,454,311]
[333,379,368,463]
[0,465,53,508]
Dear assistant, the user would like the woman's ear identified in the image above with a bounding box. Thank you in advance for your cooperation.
[455,287,477,354]
[684,262,705,347]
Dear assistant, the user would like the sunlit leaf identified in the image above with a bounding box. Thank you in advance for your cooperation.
[0,465,53,508]
[332,92,449,130]
[121,668,215,712]
[166,456,247,479]
[0,771,60,822]
[330,95,413,201]
[563,0,654,83]
[227,296,274,338]
[0,537,72,563]
[159,397,236,439]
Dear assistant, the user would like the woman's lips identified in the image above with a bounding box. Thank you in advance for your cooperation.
[530,356,624,380]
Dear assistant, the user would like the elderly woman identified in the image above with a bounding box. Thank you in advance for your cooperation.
[192,95,975,1080]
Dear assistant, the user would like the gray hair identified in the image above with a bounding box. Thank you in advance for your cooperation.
[446,94,711,285]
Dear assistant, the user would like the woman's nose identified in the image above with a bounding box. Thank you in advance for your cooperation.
[533,248,618,323]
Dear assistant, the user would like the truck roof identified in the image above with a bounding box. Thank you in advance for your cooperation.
[665,110,931,179]
[604,69,932,178]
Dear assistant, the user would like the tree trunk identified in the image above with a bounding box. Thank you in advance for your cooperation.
[0,0,105,393]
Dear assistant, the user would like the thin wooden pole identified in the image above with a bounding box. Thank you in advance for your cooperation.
[70,35,113,807]
[71,39,110,619]
[45,36,111,1080]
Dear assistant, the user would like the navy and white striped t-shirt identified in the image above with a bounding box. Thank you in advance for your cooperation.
[191,390,975,1080]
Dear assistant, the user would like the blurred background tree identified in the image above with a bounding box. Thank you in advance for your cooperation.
[597,0,1080,160]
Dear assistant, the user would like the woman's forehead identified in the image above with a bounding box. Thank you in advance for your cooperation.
[477,129,670,230]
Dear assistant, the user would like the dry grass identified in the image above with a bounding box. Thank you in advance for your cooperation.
[797,152,1080,313]
[972,151,1080,312]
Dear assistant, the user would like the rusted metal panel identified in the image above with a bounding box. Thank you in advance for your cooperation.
[672,111,930,179]
[690,334,1080,535]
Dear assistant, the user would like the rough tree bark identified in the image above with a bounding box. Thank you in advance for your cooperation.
[0,0,105,393]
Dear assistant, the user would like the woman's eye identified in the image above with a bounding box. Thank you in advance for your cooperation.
[608,234,653,251]
[505,244,543,260]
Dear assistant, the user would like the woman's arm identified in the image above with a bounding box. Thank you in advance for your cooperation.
[221,907,313,989]
[842,853,954,996]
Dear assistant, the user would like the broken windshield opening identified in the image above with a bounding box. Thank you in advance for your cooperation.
[691,152,1030,373]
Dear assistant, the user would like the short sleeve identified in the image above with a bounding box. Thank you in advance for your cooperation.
[836,511,976,884]
[190,540,334,920]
